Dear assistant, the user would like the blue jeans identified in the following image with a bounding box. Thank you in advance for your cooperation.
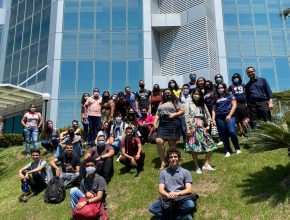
[70,187,85,209]
[216,115,240,153]
[149,199,195,220]
[24,127,39,153]
[88,116,101,146]
[41,137,59,151]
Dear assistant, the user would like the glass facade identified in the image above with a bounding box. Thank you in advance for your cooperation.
[3,0,51,86]
[222,0,290,92]
[58,0,143,127]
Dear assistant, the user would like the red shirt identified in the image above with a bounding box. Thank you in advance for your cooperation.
[121,137,141,156]
[136,114,154,129]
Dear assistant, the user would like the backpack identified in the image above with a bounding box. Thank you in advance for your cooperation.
[72,197,108,220]
[44,176,66,204]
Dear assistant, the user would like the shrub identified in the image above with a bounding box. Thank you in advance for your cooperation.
[0,134,23,148]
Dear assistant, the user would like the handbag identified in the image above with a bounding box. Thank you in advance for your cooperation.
[72,197,108,220]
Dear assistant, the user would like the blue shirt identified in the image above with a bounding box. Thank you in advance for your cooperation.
[125,93,136,110]
[214,95,235,116]
[245,77,273,103]
[187,82,196,94]
[228,84,246,104]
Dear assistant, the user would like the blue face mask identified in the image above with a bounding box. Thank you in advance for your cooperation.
[233,78,240,84]
[216,78,223,84]
[86,167,96,175]
[165,94,172,100]
[190,76,196,81]
[98,141,106,148]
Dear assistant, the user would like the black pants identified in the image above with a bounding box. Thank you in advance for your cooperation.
[248,101,271,128]
[23,172,47,192]
[119,152,145,171]
[139,125,149,142]
[80,157,114,183]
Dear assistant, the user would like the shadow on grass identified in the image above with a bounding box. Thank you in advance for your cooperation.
[238,164,290,206]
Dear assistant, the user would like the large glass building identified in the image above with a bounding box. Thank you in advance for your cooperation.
[0,0,289,131]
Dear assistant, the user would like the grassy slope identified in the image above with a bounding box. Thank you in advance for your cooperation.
[0,142,290,220]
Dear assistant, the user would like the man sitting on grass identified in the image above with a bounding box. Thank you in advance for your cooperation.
[149,148,196,219]
[70,157,107,210]
[49,143,80,187]
[119,126,145,175]
[18,149,47,202]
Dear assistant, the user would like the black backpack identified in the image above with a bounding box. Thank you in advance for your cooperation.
[44,176,66,204]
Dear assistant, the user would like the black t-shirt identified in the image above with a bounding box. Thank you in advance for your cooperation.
[135,89,151,109]
[57,154,81,172]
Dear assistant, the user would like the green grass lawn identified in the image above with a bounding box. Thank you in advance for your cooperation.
[0,142,290,220]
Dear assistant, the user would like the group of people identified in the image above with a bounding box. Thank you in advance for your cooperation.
[19,66,273,219]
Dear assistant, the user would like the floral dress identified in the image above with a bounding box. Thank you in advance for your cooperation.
[185,102,217,153]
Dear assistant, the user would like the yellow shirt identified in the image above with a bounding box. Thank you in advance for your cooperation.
[173,89,181,98]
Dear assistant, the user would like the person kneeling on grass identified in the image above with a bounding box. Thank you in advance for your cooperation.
[49,143,80,187]
[18,149,47,202]
[149,148,196,220]
[70,157,107,216]
[119,126,145,174]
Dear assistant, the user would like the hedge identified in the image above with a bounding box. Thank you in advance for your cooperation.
[0,134,23,148]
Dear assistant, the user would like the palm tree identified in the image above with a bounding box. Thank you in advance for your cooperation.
[242,121,290,157]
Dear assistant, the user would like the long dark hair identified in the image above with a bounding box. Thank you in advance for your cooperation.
[101,91,111,104]
[168,79,179,91]
[152,84,162,96]
[191,88,204,107]
[196,77,206,90]
[161,89,177,104]
[81,93,90,105]
[205,80,214,93]
[216,82,229,99]
[28,104,36,112]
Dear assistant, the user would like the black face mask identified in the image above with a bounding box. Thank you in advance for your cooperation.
[205,84,212,90]
[103,96,109,100]
[164,94,172,101]
[139,84,145,89]
[141,112,147,117]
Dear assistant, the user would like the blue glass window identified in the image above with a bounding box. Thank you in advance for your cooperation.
[79,33,94,59]
[36,68,47,83]
[255,31,271,56]
[20,47,29,72]
[11,51,20,76]
[95,0,110,31]
[240,31,256,57]
[127,32,143,59]
[22,17,32,48]
[25,0,33,19]
[95,33,110,59]
[10,6,17,27]
[77,61,93,97]
[223,13,238,29]
[38,38,49,67]
[34,0,42,13]
[80,1,94,31]
[259,58,277,92]
[14,22,24,52]
[275,57,290,91]
[227,58,243,81]
[63,1,78,31]
[112,32,126,59]
[29,42,39,69]
[6,28,15,55]
[4,55,12,80]
[58,100,75,128]
[59,61,76,99]
[112,61,126,94]
[271,30,287,56]
[128,0,142,30]
[128,60,143,92]
[17,1,25,24]
[112,0,126,31]
[27,68,36,86]
[41,6,51,38]
[62,33,78,59]
[19,72,27,86]
[95,60,110,93]
[225,31,240,57]
[31,12,41,43]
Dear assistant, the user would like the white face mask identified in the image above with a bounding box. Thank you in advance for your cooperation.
[86,167,96,175]
[193,95,201,101]
[218,88,225,94]
[115,117,122,124]
[93,92,99,97]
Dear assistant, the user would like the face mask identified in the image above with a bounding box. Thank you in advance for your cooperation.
[30,107,36,112]
[218,88,225,94]
[103,96,109,100]
[215,78,223,84]
[98,141,106,148]
[139,84,145,88]
[86,167,96,175]
[72,125,78,128]
[205,84,211,90]
[233,78,240,84]
[193,95,201,101]
[141,112,147,117]
[115,116,122,124]
[126,132,133,137]
[169,83,175,88]
[183,89,189,95]
[93,92,99,97]
[112,96,117,101]
[165,94,172,100]
[190,76,196,81]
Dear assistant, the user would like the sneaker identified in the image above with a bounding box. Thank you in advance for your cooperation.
[236,150,241,154]
[225,152,231,157]
[202,165,215,171]
[116,155,122,162]
[217,141,223,146]
[195,167,202,174]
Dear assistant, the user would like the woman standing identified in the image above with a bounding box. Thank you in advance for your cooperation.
[168,79,181,98]
[81,92,90,142]
[21,104,43,156]
[185,88,217,174]
[150,84,163,116]
[196,77,206,94]
[101,91,115,124]
[212,83,241,157]
[153,89,184,169]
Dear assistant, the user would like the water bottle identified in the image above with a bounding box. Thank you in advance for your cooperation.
[21,181,28,193]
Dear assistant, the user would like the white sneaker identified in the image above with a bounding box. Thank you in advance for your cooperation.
[195,167,202,174]
[116,155,122,162]
[236,150,241,154]
[225,152,231,157]
[202,165,215,171]
[217,141,223,146]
